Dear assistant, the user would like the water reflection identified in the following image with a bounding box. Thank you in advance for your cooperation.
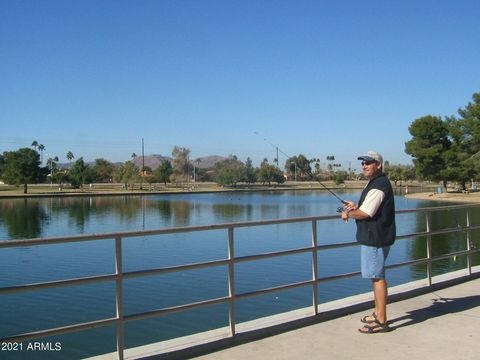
[409,206,480,278]
[0,194,478,278]
[0,199,48,239]
[212,203,249,220]
[168,200,191,226]
[153,200,173,222]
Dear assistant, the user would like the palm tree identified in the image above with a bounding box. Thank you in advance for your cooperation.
[66,151,74,170]
[31,140,38,150]
[38,144,45,164]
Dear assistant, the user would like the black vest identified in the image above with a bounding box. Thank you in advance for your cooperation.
[356,174,396,247]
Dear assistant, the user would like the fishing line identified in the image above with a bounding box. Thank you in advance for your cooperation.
[253,131,347,208]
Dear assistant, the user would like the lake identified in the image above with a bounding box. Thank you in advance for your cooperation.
[1,190,478,359]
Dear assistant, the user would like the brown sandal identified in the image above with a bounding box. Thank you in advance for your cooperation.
[358,320,391,334]
[360,312,377,324]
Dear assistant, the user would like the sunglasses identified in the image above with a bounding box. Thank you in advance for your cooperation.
[361,160,377,166]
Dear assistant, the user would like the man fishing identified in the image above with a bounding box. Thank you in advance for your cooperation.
[340,151,396,333]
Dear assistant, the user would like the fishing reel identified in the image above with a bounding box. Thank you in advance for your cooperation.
[336,206,345,213]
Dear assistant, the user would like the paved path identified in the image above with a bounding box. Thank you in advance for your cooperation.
[193,278,480,360]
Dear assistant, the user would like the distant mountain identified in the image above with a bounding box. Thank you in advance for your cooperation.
[131,154,173,170]
[194,155,227,168]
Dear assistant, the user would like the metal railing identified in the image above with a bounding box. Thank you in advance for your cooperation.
[1,204,480,359]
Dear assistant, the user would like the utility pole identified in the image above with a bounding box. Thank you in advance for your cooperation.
[140,138,145,190]
[276,146,279,168]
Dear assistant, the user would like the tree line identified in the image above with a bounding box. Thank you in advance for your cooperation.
[1,90,478,193]
[0,143,358,193]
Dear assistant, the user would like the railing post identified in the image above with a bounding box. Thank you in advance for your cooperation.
[426,212,433,286]
[311,220,319,315]
[228,227,236,336]
[466,208,472,275]
[115,237,125,360]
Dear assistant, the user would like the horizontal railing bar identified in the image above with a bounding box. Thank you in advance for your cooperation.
[0,317,119,343]
[236,279,314,300]
[386,258,428,270]
[123,296,230,323]
[395,224,480,240]
[123,259,230,279]
[396,231,430,240]
[428,225,480,236]
[0,260,231,295]
[430,248,479,262]
[383,248,480,271]
[316,241,358,251]
[235,247,313,263]
[0,215,337,248]
[317,271,361,283]
[235,242,361,264]
[0,274,117,295]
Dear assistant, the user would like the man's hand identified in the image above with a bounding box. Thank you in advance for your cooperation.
[343,200,357,211]
[339,200,357,222]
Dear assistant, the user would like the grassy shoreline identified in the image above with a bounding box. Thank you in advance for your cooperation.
[0,180,438,199]
[0,181,359,198]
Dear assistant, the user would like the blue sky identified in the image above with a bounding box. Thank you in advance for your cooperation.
[1,0,479,170]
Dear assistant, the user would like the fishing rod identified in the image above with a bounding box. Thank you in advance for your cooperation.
[253,132,348,207]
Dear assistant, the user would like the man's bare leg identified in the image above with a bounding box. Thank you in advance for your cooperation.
[372,278,388,324]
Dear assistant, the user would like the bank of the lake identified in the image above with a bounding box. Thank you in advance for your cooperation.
[0,180,436,198]
[406,191,480,203]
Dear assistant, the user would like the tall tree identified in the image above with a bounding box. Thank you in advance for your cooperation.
[244,157,257,185]
[326,155,335,170]
[0,154,5,178]
[285,154,311,179]
[405,115,451,185]
[1,148,46,193]
[38,144,45,164]
[153,160,173,186]
[258,159,285,185]
[66,151,74,163]
[171,146,191,183]
[445,92,480,188]
[69,157,91,189]
[450,93,480,155]
[214,155,245,187]
[114,161,139,190]
[91,158,115,182]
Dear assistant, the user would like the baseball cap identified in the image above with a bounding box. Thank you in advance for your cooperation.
[357,150,383,164]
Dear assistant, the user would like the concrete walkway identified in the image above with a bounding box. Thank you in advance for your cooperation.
[193,278,480,360]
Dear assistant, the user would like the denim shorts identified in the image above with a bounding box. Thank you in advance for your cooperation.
[361,245,390,279]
